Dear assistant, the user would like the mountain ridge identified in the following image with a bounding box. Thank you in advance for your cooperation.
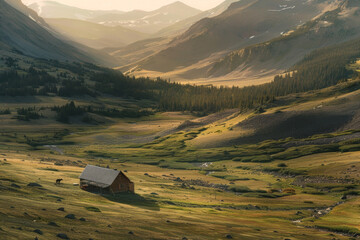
[134,0,335,73]
[206,0,360,78]
[29,1,202,34]
[0,0,115,66]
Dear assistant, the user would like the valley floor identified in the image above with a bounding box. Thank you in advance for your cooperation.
[1,80,360,239]
[0,150,358,240]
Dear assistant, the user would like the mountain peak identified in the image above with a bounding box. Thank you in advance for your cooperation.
[159,1,201,12]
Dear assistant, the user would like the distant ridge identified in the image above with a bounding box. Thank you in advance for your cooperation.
[28,1,124,20]
[29,1,202,34]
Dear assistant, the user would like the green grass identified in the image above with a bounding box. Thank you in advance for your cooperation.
[315,226,360,235]
[0,152,348,240]
[2,79,360,239]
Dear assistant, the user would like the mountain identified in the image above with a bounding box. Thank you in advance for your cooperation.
[5,0,50,28]
[29,1,202,35]
[206,0,360,79]
[45,18,149,49]
[0,0,114,65]
[126,0,340,83]
[88,1,202,34]
[28,1,123,21]
[155,0,238,37]
[106,0,238,71]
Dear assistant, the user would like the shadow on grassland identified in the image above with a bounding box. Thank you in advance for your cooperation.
[103,193,160,211]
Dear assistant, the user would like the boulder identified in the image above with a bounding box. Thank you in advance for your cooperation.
[33,229,43,235]
[65,214,76,220]
[57,233,69,239]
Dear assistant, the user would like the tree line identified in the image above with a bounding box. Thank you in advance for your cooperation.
[1,37,360,113]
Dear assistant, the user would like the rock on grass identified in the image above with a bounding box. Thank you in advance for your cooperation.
[11,183,21,189]
[33,229,43,235]
[57,233,69,239]
[48,222,59,227]
[65,214,76,219]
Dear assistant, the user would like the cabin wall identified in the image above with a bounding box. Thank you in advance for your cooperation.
[80,179,107,193]
[109,172,135,193]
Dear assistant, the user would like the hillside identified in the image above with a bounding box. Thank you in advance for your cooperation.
[0,0,116,66]
[45,18,149,49]
[105,37,172,67]
[206,0,360,78]
[106,0,238,67]
[5,0,49,28]
[133,0,336,74]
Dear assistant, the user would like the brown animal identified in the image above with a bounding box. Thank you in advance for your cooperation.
[56,179,63,184]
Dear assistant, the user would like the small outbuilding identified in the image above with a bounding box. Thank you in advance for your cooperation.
[79,165,134,193]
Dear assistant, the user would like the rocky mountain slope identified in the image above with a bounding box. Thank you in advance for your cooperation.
[106,0,238,67]
[206,0,360,78]
[135,0,335,73]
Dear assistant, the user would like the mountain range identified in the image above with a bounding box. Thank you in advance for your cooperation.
[30,1,202,34]
[207,0,360,78]
[118,0,360,86]
[4,0,360,88]
[28,1,124,21]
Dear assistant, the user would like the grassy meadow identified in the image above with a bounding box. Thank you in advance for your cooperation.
[0,80,360,240]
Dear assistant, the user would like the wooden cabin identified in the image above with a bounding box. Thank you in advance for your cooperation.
[79,165,134,193]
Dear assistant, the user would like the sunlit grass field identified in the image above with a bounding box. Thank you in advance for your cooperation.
[1,80,360,239]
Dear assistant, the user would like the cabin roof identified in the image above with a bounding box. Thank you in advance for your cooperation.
[79,165,120,188]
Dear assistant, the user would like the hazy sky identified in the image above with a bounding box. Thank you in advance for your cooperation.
[22,0,225,11]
